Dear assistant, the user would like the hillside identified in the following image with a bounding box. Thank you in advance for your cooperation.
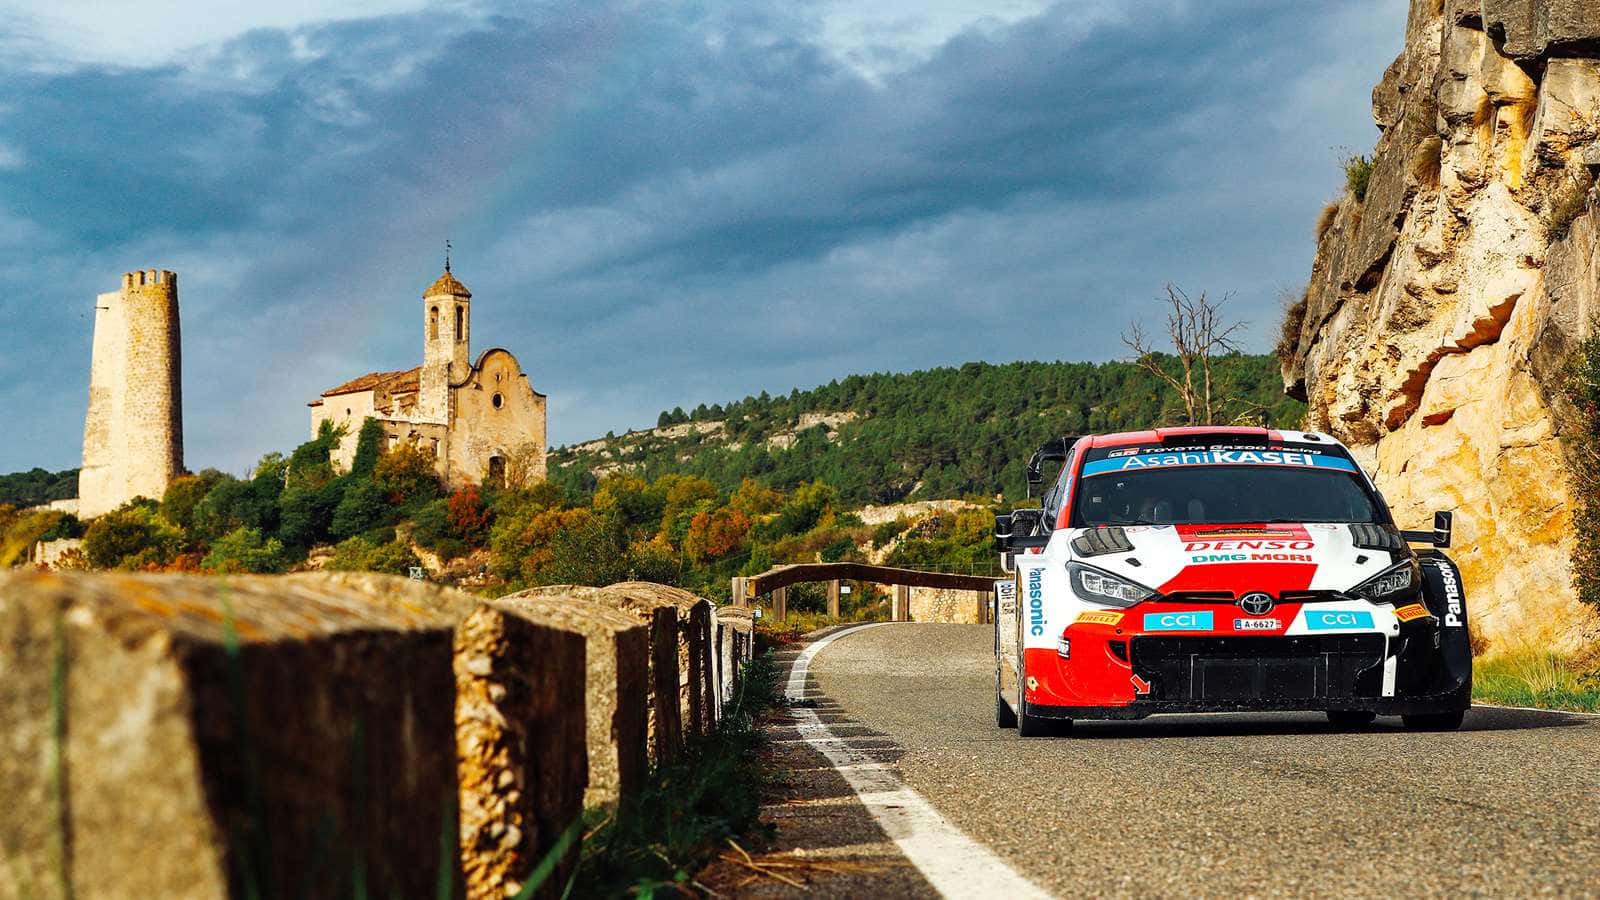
[0,468,78,507]
[549,355,1302,505]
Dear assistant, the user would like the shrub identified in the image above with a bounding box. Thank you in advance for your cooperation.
[374,443,441,506]
[83,505,184,570]
[1275,288,1310,366]
[330,477,390,540]
[160,470,225,537]
[278,478,347,549]
[327,535,421,575]
[1314,201,1340,242]
[1566,329,1600,609]
[201,527,288,574]
[1342,152,1375,202]
[447,485,493,545]
[870,517,909,547]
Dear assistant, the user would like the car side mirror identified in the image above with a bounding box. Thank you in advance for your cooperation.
[997,508,1049,551]
[1401,510,1452,548]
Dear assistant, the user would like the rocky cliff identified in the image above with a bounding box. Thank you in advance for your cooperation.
[1282,0,1600,652]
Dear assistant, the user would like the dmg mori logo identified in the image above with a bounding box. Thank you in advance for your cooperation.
[1237,592,1275,617]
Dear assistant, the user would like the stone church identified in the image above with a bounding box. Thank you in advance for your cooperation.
[309,266,547,488]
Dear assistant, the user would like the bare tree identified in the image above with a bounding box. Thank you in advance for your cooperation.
[1123,284,1247,425]
[501,441,548,490]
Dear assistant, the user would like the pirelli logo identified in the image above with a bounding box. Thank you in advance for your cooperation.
[1393,603,1431,623]
[1075,611,1124,626]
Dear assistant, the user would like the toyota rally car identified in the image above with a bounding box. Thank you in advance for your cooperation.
[992,427,1471,737]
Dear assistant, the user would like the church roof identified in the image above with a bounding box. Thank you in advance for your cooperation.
[319,367,420,397]
[424,269,471,299]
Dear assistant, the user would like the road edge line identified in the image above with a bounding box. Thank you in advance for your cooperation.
[784,623,1055,900]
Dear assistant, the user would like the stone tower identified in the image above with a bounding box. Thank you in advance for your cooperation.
[79,269,184,519]
[418,266,471,422]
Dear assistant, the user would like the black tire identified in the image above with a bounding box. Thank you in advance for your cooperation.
[1326,709,1376,728]
[1018,699,1071,737]
[1403,710,1465,731]
[996,691,1018,728]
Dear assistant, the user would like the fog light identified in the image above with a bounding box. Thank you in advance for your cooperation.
[1056,636,1070,659]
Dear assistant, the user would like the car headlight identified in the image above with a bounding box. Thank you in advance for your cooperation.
[1068,562,1156,608]
[1352,558,1421,603]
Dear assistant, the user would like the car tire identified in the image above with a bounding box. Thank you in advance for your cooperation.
[1402,710,1465,731]
[1018,699,1071,737]
[996,691,1018,728]
[1326,710,1376,728]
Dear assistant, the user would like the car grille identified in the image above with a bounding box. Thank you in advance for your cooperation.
[1130,634,1385,702]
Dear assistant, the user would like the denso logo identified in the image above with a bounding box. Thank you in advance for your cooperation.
[1438,563,1463,627]
[1183,540,1314,552]
[1027,569,1045,636]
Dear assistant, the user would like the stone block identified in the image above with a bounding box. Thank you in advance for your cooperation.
[716,606,755,704]
[538,585,681,764]
[452,599,588,900]
[0,570,460,900]
[495,590,649,810]
[605,583,716,741]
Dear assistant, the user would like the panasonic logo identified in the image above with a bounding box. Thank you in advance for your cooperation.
[1027,569,1045,636]
[1438,563,1463,628]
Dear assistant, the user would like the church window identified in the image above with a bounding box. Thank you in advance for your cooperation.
[492,393,504,409]
[429,306,439,340]
[455,305,464,341]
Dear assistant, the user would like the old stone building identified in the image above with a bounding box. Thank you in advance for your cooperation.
[309,267,547,488]
[79,269,184,518]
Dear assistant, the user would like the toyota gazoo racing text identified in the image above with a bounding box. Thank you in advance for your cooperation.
[992,427,1471,736]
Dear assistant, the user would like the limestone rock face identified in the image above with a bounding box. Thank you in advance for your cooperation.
[1282,0,1600,651]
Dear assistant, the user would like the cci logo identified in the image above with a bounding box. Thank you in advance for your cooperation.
[1143,611,1214,631]
[1305,610,1375,630]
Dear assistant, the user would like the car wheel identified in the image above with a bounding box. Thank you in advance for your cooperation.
[1326,710,1376,728]
[1402,710,1465,731]
[996,691,1018,728]
[1018,699,1070,737]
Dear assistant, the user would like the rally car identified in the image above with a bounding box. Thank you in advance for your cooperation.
[992,427,1471,736]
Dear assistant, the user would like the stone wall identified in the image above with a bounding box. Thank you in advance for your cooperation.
[1282,0,1600,652]
[908,586,986,624]
[0,571,750,900]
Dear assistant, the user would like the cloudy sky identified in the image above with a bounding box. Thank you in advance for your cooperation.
[0,0,1407,475]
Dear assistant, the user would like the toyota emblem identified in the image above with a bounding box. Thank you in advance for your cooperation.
[1238,592,1275,616]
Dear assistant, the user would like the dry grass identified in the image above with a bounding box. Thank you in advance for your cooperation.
[1274,287,1310,366]
[1314,201,1341,243]
[1474,644,1600,712]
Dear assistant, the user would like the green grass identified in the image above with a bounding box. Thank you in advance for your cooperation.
[1343,152,1375,202]
[1473,648,1600,712]
[558,654,780,898]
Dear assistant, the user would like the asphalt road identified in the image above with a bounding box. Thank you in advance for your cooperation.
[786,623,1600,897]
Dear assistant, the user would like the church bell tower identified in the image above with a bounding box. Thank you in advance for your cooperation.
[419,252,471,422]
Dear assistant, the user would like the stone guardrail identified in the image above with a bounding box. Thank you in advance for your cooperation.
[0,569,755,900]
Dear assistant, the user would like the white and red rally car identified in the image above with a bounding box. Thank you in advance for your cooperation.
[993,427,1471,736]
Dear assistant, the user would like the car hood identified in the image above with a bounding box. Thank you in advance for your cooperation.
[1064,522,1402,596]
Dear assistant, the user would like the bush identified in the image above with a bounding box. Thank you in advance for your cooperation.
[330,477,390,540]
[278,478,347,549]
[83,505,184,570]
[1342,152,1375,202]
[374,443,442,506]
[447,485,493,545]
[1275,288,1310,366]
[1565,329,1600,609]
[350,417,384,477]
[160,470,225,538]
[327,536,421,575]
[201,527,288,574]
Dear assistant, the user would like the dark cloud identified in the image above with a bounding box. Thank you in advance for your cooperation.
[0,0,1407,474]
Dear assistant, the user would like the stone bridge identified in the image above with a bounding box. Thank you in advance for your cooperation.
[732,562,999,623]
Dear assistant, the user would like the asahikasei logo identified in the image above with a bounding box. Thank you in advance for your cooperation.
[1027,568,1045,636]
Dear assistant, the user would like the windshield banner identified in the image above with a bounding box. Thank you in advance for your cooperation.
[1081,449,1359,478]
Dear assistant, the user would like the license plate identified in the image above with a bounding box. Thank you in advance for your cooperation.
[1233,618,1281,631]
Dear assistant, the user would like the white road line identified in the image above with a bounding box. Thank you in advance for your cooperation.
[785,623,1054,900]
[1473,702,1600,719]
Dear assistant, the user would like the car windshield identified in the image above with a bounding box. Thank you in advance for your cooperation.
[1070,465,1386,526]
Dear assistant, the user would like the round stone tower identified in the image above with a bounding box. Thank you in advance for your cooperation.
[79,269,184,519]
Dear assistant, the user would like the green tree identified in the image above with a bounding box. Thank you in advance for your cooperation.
[83,505,184,570]
[331,477,390,540]
[201,527,288,573]
[351,418,384,477]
